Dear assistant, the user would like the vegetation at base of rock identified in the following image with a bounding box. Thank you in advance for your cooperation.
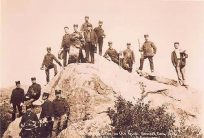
[108,96,202,138]
[0,102,12,137]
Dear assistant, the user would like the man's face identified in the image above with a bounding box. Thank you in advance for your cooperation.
[32,80,36,84]
[47,49,51,53]
[42,95,48,100]
[109,43,112,49]
[74,26,78,32]
[174,44,179,49]
[64,28,69,34]
[85,17,89,22]
[99,23,103,27]
[145,36,149,41]
[127,45,131,49]
[56,94,61,99]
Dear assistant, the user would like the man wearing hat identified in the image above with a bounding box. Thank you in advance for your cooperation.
[123,43,135,72]
[41,47,62,84]
[83,24,98,63]
[24,77,41,105]
[94,20,106,56]
[80,16,93,32]
[69,24,85,63]
[52,90,70,137]
[40,92,54,138]
[103,41,119,65]
[10,81,25,121]
[19,104,40,138]
[138,34,157,73]
[171,42,188,86]
[61,26,71,67]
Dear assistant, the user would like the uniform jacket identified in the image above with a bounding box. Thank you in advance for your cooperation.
[61,33,71,49]
[171,50,188,67]
[10,88,25,104]
[26,83,41,100]
[52,97,70,118]
[141,41,157,57]
[41,53,62,68]
[40,99,53,119]
[104,48,119,62]
[123,48,135,63]
[94,26,105,39]
[80,22,92,32]
[70,31,83,47]
[20,110,39,129]
[84,30,98,45]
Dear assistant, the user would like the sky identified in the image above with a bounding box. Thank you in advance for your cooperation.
[1,0,204,91]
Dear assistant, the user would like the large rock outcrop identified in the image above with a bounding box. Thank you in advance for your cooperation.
[3,55,203,138]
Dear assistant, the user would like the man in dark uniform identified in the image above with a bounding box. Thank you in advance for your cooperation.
[61,26,71,67]
[70,24,85,63]
[80,16,92,33]
[19,104,40,138]
[103,41,119,65]
[10,81,25,121]
[94,20,106,56]
[41,47,62,84]
[25,77,41,105]
[40,92,54,138]
[123,43,135,72]
[52,90,70,138]
[83,24,98,63]
[138,34,157,73]
[171,42,188,86]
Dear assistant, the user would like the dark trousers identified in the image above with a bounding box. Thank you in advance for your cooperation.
[40,117,53,138]
[123,59,133,73]
[98,38,103,56]
[175,60,186,85]
[79,49,86,63]
[62,49,69,67]
[139,56,154,72]
[12,103,23,121]
[45,64,57,83]
[85,42,95,63]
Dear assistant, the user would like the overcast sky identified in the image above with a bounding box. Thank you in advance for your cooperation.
[1,0,204,91]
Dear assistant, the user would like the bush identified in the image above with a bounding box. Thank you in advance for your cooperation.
[108,96,202,138]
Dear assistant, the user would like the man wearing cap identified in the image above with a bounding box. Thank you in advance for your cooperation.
[70,24,85,63]
[10,81,25,121]
[138,34,157,73]
[103,41,119,65]
[61,26,71,67]
[94,21,106,56]
[84,24,98,63]
[52,90,70,137]
[19,104,40,138]
[123,43,135,73]
[41,47,62,84]
[40,92,53,138]
[24,77,41,105]
[171,42,188,86]
[80,16,93,32]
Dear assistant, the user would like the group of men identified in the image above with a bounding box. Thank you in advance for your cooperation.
[10,79,70,138]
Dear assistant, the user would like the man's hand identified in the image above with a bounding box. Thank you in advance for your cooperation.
[51,117,54,122]
[40,67,44,70]
[20,103,24,106]
[10,103,13,108]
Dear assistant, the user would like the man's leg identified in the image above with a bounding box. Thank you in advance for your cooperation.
[98,38,103,56]
[52,118,60,138]
[12,104,17,121]
[139,56,146,70]
[85,43,90,62]
[53,64,58,76]
[175,65,183,85]
[63,49,68,67]
[129,60,133,73]
[90,45,95,63]
[45,68,50,83]
[59,114,68,131]
[148,56,154,72]
[17,104,23,117]
[180,66,186,85]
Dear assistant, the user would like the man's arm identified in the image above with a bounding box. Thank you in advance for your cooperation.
[10,90,14,104]
[53,55,62,66]
[41,55,46,68]
[151,42,157,54]
[171,52,176,67]
[132,51,135,62]
[103,50,109,58]
[61,36,64,49]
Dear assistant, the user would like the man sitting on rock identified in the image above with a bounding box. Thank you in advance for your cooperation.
[24,77,41,106]
[52,90,70,138]
[123,43,135,73]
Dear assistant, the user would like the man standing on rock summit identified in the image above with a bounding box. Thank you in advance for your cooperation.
[138,34,157,73]
[41,47,62,84]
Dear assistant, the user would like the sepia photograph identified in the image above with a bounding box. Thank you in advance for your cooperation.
[1,0,204,137]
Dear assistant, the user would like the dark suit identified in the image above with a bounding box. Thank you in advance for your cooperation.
[123,49,135,72]
[61,34,71,67]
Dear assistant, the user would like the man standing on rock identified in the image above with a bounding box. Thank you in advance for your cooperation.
[138,34,157,73]
[24,77,41,106]
[41,47,62,84]
[123,43,135,73]
[84,24,98,63]
[103,41,119,65]
[61,26,71,67]
[94,20,106,56]
[80,16,92,33]
[171,42,188,86]
[52,90,70,138]
[10,81,25,121]
[40,92,54,138]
